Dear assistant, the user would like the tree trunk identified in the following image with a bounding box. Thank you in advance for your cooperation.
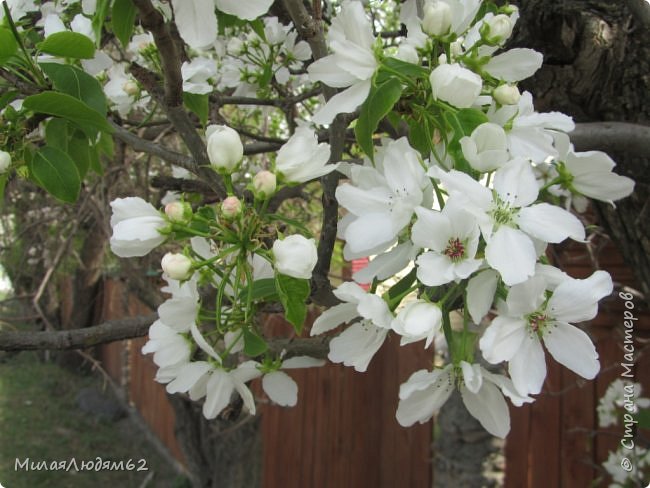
[169,395,262,488]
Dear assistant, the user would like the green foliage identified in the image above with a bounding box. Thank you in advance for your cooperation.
[40,62,108,115]
[250,278,279,301]
[243,328,268,356]
[275,273,310,334]
[183,92,209,126]
[92,0,111,46]
[0,26,18,66]
[111,0,137,47]
[37,32,95,59]
[29,146,81,203]
[355,75,403,159]
[23,91,113,136]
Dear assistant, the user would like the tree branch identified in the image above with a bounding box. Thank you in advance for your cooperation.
[570,121,650,157]
[0,314,157,351]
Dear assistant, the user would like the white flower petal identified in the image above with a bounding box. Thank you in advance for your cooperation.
[467,269,499,324]
[484,48,543,82]
[518,203,585,243]
[548,270,613,323]
[479,316,527,364]
[310,303,358,336]
[544,321,599,380]
[328,322,388,372]
[262,371,298,407]
[485,227,536,285]
[312,80,371,125]
[203,370,235,419]
[461,382,510,438]
[166,361,212,394]
[216,0,272,19]
[171,0,218,49]
[282,356,326,369]
[509,335,546,395]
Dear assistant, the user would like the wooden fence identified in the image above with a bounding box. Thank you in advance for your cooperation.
[96,235,649,487]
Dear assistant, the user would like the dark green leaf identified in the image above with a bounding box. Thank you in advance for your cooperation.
[250,20,266,42]
[355,76,403,159]
[377,57,429,84]
[250,278,279,301]
[275,273,310,334]
[40,62,107,115]
[0,175,7,208]
[0,27,18,66]
[67,130,91,178]
[243,328,268,356]
[45,118,69,152]
[385,268,417,303]
[408,116,436,157]
[112,0,137,47]
[0,90,19,112]
[30,146,81,203]
[183,92,209,126]
[23,91,113,136]
[38,32,95,59]
[637,408,650,429]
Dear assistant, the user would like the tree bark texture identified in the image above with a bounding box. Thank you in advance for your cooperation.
[512,0,650,303]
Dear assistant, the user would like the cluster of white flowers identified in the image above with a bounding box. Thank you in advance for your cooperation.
[101,0,636,435]
[302,0,635,438]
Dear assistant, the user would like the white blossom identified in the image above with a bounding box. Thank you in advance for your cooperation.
[109,197,167,257]
[272,235,318,279]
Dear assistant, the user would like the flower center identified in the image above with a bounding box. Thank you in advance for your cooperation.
[444,237,466,262]
[527,312,548,335]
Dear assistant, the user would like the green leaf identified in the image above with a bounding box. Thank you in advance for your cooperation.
[355,76,403,159]
[243,328,268,357]
[67,130,92,178]
[183,92,209,126]
[92,0,111,46]
[637,408,650,430]
[45,118,69,152]
[23,91,113,136]
[37,32,95,59]
[385,268,417,303]
[378,57,429,84]
[0,27,18,66]
[0,90,19,112]
[30,146,81,203]
[250,278,279,301]
[408,116,436,157]
[112,0,137,47]
[40,62,107,115]
[275,273,310,334]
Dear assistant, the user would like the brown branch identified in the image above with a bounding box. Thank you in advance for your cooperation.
[150,175,217,196]
[570,121,650,158]
[110,121,195,169]
[0,314,157,351]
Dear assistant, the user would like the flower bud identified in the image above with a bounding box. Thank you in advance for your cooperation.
[430,63,482,108]
[164,201,192,223]
[161,253,193,280]
[422,1,452,37]
[0,150,11,173]
[493,84,521,105]
[252,170,277,198]
[206,125,243,174]
[272,235,318,279]
[227,37,244,55]
[122,80,139,96]
[486,14,513,43]
[221,196,242,218]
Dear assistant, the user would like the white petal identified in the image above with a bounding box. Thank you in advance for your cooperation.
[479,316,527,364]
[482,370,534,407]
[353,242,416,283]
[461,382,510,438]
[460,361,482,394]
[216,0,272,19]
[203,370,235,419]
[343,213,400,255]
[262,371,298,407]
[396,368,453,426]
[171,0,218,49]
[493,158,539,208]
[191,323,221,362]
[357,294,392,329]
[158,297,197,332]
[416,252,455,286]
[484,48,543,82]
[166,361,212,394]
[509,335,546,395]
[328,323,388,372]
[307,55,359,88]
[544,321,599,380]
[310,303,358,336]
[411,207,451,251]
[486,227,536,285]
[312,80,371,125]
[467,269,499,324]
[548,270,613,323]
[282,356,326,369]
[505,275,546,316]
[518,203,585,243]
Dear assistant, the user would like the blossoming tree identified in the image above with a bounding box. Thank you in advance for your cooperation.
[0,0,646,486]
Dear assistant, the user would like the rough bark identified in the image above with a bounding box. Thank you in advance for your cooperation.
[512,0,650,303]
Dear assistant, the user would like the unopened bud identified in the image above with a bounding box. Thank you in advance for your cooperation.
[221,196,242,218]
[252,170,277,198]
[164,201,192,223]
[122,80,139,96]
[227,37,244,55]
[493,84,521,105]
[206,125,244,174]
[0,150,11,173]
[486,14,513,43]
[422,1,452,37]
[161,253,193,280]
